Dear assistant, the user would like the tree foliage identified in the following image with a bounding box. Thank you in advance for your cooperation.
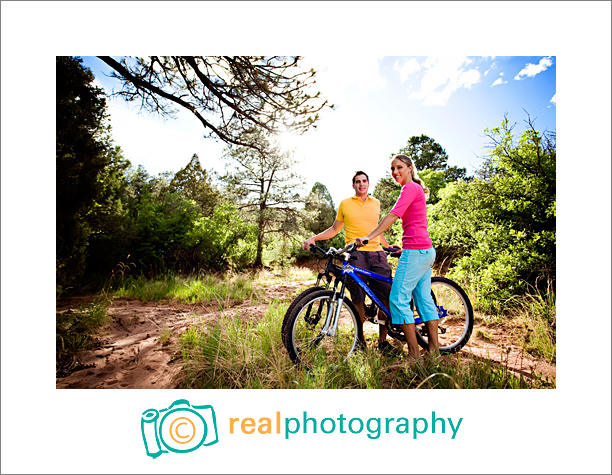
[303,182,345,249]
[98,56,330,151]
[85,148,134,275]
[418,169,448,205]
[304,182,336,235]
[56,56,120,288]
[220,129,305,267]
[131,183,255,274]
[169,153,222,217]
[428,115,556,312]
[86,160,256,277]
[394,134,468,181]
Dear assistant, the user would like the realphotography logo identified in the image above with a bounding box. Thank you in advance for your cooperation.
[230,411,463,440]
[141,401,463,458]
[141,399,218,458]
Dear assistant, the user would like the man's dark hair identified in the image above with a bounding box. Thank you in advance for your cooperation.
[352,171,369,184]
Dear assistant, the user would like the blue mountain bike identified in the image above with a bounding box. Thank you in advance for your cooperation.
[282,242,474,368]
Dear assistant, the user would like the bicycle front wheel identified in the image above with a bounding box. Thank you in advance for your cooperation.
[281,286,325,349]
[283,290,362,368]
[415,277,474,354]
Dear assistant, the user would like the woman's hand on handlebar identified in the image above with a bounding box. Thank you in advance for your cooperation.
[382,245,401,252]
[355,237,369,247]
[382,245,402,257]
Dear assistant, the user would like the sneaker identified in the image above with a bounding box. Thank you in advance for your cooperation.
[377,340,401,356]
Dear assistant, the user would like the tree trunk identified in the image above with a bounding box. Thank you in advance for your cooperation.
[254,208,265,268]
[254,232,264,268]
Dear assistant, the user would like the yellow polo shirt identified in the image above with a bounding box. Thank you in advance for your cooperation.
[336,195,383,252]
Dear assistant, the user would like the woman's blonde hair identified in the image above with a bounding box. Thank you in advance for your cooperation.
[392,154,430,200]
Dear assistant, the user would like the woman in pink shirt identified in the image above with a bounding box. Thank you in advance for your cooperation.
[356,154,439,360]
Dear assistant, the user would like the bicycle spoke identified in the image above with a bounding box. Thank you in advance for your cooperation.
[288,291,359,367]
[415,277,474,354]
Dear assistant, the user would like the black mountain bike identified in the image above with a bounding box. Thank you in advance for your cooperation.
[282,243,473,368]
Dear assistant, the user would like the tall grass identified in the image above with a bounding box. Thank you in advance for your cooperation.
[111,272,262,306]
[253,266,318,286]
[179,301,554,389]
[180,301,297,388]
[513,286,556,363]
[56,298,110,376]
[469,284,556,364]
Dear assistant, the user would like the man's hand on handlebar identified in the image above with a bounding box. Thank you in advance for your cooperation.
[354,237,369,247]
[303,236,316,251]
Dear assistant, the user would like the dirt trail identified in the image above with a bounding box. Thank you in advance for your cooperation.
[56,280,555,389]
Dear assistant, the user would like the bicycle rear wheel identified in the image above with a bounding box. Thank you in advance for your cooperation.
[283,290,362,368]
[415,277,474,354]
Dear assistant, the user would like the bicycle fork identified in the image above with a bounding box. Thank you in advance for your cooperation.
[320,294,343,337]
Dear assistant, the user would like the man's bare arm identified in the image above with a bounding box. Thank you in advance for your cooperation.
[303,220,344,250]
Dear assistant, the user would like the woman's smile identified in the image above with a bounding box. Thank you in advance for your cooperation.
[390,158,411,185]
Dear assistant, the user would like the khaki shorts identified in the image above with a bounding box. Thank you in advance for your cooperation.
[346,250,392,304]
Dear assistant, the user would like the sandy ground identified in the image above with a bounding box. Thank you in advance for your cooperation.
[56,280,556,389]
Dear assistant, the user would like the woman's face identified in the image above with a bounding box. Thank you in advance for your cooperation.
[391,158,411,185]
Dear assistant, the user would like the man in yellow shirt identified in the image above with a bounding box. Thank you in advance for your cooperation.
[303,171,397,354]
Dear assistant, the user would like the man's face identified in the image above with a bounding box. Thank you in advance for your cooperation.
[352,174,369,196]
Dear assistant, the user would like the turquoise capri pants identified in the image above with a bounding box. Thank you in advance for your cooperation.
[389,248,439,325]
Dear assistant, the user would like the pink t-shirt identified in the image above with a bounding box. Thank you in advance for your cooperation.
[390,182,432,250]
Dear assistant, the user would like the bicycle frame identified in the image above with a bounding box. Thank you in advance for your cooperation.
[286,243,474,361]
[338,262,424,326]
[309,243,425,340]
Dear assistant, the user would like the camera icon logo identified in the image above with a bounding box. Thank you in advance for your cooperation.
[141,399,218,458]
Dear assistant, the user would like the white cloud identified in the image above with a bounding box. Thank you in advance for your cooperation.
[393,58,420,82]
[514,56,554,80]
[408,57,481,106]
[491,73,507,87]
[304,55,386,97]
[484,60,497,76]
[458,69,480,88]
[550,93,556,105]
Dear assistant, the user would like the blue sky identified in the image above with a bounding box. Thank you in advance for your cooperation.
[82,55,556,208]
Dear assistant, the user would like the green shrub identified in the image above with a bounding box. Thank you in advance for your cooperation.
[185,203,258,271]
[428,115,555,311]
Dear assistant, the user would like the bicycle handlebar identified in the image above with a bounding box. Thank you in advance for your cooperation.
[382,246,402,257]
[309,242,361,259]
[309,243,328,257]
[382,246,400,252]
[309,241,402,259]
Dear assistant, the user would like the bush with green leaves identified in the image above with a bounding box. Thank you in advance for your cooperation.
[428,115,555,312]
[133,187,203,271]
[446,224,555,312]
[185,203,258,271]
